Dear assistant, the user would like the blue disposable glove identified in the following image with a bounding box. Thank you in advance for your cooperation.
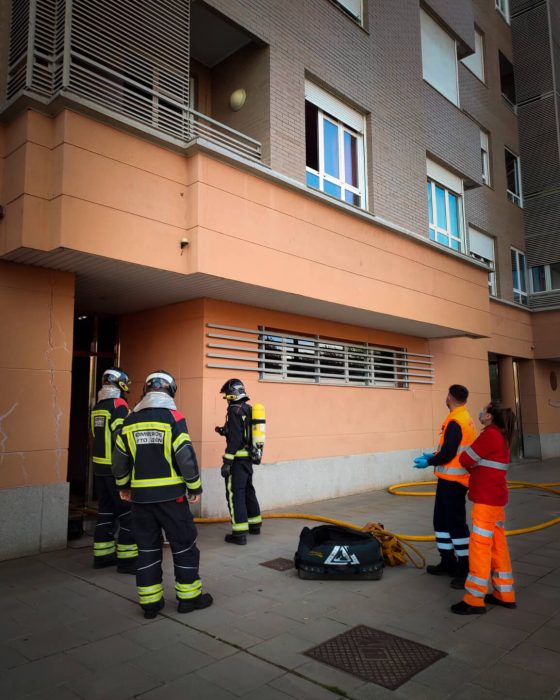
[422,451,436,460]
[413,456,429,469]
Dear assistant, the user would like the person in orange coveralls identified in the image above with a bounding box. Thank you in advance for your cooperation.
[451,401,517,615]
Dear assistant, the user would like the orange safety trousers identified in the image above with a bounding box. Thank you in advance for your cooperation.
[464,503,516,608]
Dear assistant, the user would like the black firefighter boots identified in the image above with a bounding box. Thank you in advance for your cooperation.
[426,560,456,577]
[143,599,165,620]
[225,533,247,545]
[177,593,214,614]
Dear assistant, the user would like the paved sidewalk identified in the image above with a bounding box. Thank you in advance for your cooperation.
[1,460,559,700]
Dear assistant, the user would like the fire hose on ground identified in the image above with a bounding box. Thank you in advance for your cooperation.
[72,481,560,570]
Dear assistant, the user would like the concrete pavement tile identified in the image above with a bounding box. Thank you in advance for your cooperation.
[528,625,560,652]
[452,618,531,649]
[409,655,478,693]
[343,681,396,698]
[471,661,560,699]
[501,642,560,678]
[450,683,504,699]
[66,633,147,670]
[287,618,351,644]
[392,680,450,699]
[134,672,237,700]
[483,606,547,632]
[296,659,368,694]
[515,583,560,615]
[516,553,560,569]
[195,650,285,695]
[0,652,90,698]
[232,611,303,639]
[272,599,337,623]
[218,591,278,615]
[27,684,82,699]
[238,685,297,699]
[129,641,215,680]
[249,632,318,669]
[202,623,265,649]
[269,672,345,699]
[446,639,508,668]
[0,643,29,670]
[509,560,554,577]
[8,625,91,661]
[65,661,161,700]
[510,571,539,588]
[164,603,243,631]
[539,570,560,588]
[67,609,146,641]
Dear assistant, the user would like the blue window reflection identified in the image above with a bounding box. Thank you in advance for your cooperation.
[427,182,433,225]
[435,185,446,229]
[324,181,341,198]
[323,119,339,178]
[448,193,459,236]
[306,171,320,190]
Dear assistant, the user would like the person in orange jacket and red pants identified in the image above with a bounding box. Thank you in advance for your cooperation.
[451,401,517,615]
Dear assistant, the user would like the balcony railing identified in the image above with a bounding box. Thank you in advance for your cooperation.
[4,0,262,162]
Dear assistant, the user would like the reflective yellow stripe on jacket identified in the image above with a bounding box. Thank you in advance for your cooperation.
[121,421,183,488]
[91,409,112,464]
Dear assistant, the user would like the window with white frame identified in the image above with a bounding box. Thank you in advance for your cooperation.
[461,28,485,82]
[496,0,510,23]
[480,129,490,185]
[511,248,528,305]
[505,148,522,206]
[331,0,362,23]
[426,160,464,251]
[420,10,459,106]
[305,82,366,207]
[531,262,560,292]
[469,227,496,295]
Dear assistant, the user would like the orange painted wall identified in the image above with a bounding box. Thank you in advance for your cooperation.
[532,310,560,360]
[119,300,206,459]
[0,262,74,488]
[1,110,490,340]
[488,299,534,359]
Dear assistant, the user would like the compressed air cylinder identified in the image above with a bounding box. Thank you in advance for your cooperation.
[252,403,266,447]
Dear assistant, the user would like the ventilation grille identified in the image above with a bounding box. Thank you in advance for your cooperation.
[206,324,435,388]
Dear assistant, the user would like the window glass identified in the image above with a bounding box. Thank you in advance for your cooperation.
[344,132,358,186]
[499,52,516,105]
[435,185,447,229]
[531,266,546,292]
[461,29,484,81]
[511,248,528,304]
[551,262,560,289]
[305,101,319,172]
[323,118,340,178]
[427,174,463,251]
[505,149,522,206]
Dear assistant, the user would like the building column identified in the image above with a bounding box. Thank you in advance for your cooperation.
[0,262,74,561]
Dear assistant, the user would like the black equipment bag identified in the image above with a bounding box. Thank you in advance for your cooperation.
[294,524,384,580]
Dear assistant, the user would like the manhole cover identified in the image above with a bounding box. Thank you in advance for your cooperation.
[260,557,294,571]
[305,625,446,690]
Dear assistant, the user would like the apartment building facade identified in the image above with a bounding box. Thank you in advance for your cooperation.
[0,0,558,560]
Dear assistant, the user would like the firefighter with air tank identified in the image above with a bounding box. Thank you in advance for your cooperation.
[216,378,266,545]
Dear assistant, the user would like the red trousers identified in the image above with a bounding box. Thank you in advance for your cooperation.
[464,503,516,607]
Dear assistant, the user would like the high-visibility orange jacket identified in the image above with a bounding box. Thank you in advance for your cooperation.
[430,405,477,487]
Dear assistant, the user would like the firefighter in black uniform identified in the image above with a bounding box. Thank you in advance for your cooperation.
[91,367,138,572]
[112,370,213,619]
[216,378,262,545]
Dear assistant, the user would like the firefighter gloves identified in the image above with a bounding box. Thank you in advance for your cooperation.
[221,461,231,478]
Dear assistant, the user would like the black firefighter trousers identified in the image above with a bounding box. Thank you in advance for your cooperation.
[93,475,137,566]
[131,499,203,613]
[433,477,470,575]
[224,459,262,534]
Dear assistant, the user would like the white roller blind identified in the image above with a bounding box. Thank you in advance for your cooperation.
[305,81,364,133]
[469,227,494,261]
[420,10,458,105]
[426,159,462,193]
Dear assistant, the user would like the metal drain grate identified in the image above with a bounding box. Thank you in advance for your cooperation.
[260,557,294,571]
[305,625,446,690]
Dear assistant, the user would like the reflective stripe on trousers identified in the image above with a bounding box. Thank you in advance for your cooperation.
[463,503,515,607]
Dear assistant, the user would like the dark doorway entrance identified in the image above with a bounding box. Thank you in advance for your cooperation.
[67,314,119,507]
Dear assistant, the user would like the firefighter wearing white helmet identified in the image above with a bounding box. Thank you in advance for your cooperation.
[216,378,262,545]
[112,370,213,619]
[90,367,138,573]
